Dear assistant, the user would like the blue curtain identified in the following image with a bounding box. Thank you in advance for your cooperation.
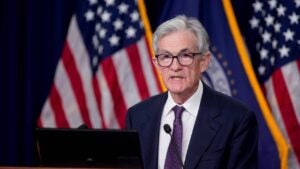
[0,0,74,165]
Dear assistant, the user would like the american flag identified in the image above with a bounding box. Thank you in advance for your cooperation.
[248,0,300,168]
[37,0,162,129]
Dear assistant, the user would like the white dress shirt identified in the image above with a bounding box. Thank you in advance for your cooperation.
[158,81,203,169]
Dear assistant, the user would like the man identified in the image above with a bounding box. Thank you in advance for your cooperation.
[126,15,257,169]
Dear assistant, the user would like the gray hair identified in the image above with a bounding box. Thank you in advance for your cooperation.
[152,15,210,54]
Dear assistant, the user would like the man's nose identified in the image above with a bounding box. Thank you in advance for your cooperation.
[170,57,181,69]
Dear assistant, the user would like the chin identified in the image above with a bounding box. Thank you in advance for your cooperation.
[168,88,185,94]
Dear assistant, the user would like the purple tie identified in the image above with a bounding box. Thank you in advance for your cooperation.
[164,105,185,169]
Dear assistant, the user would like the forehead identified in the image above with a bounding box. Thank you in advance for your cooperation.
[157,30,198,53]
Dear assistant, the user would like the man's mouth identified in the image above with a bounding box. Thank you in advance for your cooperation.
[170,75,183,79]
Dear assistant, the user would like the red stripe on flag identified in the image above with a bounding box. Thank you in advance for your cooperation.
[272,69,300,163]
[37,118,43,128]
[101,57,127,128]
[126,43,150,100]
[297,59,300,72]
[50,85,69,128]
[92,76,107,128]
[62,43,92,128]
[261,85,266,96]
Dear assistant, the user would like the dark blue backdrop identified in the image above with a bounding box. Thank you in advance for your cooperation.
[0,0,74,165]
[0,0,255,166]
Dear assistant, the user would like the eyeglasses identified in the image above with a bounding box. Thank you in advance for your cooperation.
[155,52,202,67]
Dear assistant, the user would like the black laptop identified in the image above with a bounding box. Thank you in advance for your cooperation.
[35,128,143,168]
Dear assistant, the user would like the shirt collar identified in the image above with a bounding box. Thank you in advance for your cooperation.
[164,80,203,117]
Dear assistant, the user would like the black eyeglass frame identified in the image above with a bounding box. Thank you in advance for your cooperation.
[154,52,202,67]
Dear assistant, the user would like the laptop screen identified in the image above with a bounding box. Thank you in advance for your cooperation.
[35,128,143,168]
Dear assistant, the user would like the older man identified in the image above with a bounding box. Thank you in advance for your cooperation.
[126,15,257,169]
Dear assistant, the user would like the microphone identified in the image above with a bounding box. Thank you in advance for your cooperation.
[163,124,172,134]
[163,124,185,169]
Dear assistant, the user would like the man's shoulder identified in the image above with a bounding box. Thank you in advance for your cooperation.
[129,92,167,111]
[125,92,167,128]
[202,84,257,136]
[204,84,254,117]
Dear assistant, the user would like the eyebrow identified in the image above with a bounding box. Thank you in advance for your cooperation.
[158,48,191,55]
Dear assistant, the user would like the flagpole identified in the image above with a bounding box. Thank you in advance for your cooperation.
[137,0,166,91]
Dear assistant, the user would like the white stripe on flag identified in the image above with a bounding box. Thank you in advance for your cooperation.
[281,61,300,124]
[96,67,120,128]
[55,60,84,128]
[112,49,141,108]
[264,77,300,169]
[264,78,289,140]
[67,16,102,128]
[40,99,56,127]
[137,37,160,96]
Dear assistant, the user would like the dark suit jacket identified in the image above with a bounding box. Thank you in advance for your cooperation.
[126,83,258,169]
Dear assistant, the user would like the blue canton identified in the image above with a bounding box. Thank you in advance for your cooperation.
[249,0,300,82]
[75,0,144,73]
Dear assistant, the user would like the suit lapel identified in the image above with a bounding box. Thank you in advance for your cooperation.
[139,93,168,169]
[184,84,222,169]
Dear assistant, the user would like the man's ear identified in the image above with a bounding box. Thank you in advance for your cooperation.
[200,52,211,73]
[152,57,159,69]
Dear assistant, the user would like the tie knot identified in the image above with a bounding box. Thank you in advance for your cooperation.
[172,105,184,120]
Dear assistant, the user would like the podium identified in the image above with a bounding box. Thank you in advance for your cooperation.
[35,128,143,169]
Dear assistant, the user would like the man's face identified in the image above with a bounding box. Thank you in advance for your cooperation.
[154,30,210,98]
